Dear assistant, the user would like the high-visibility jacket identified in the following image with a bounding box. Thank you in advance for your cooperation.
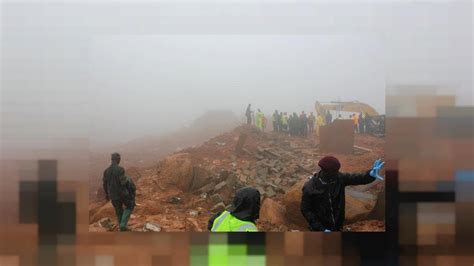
[210,211,258,232]
[281,115,288,125]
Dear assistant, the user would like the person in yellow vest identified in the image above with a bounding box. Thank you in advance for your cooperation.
[316,113,325,137]
[208,187,261,232]
[255,109,264,131]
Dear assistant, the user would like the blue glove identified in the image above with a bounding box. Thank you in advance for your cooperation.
[370,159,385,180]
[324,229,331,233]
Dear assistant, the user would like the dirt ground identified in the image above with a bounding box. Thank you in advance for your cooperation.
[89,124,385,232]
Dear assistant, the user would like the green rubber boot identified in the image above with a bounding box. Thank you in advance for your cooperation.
[119,208,132,231]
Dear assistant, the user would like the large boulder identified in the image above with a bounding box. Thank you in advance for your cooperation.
[89,201,115,224]
[158,153,210,191]
[282,178,378,228]
[282,179,307,227]
[259,198,287,226]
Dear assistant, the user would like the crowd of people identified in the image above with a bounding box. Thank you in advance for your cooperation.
[245,103,371,137]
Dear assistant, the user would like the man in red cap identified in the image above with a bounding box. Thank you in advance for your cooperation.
[300,156,384,232]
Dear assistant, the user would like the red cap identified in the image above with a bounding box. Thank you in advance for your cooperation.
[318,156,341,172]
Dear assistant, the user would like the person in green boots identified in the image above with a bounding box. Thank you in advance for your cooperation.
[208,187,261,232]
[103,153,136,231]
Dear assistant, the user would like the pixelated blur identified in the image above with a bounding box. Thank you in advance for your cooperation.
[1,0,473,265]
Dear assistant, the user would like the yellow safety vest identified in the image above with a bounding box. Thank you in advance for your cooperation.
[210,211,258,232]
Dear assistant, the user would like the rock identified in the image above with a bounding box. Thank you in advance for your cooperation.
[157,153,211,191]
[200,193,207,199]
[143,222,161,232]
[270,168,279,173]
[259,198,287,226]
[189,210,199,217]
[274,178,282,185]
[169,196,182,204]
[211,202,226,213]
[282,179,308,227]
[214,181,227,191]
[210,193,223,204]
[198,182,215,193]
[186,218,202,232]
[98,217,114,230]
[265,187,276,198]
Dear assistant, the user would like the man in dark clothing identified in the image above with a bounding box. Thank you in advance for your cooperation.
[208,187,261,232]
[300,156,384,232]
[103,153,136,231]
[245,104,252,125]
[308,112,315,135]
[300,111,308,136]
[325,111,332,125]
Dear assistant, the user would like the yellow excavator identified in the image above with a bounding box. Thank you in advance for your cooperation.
[315,101,385,137]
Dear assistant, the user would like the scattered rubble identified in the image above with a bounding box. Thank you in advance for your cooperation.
[89,125,385,232]
[143,222,162,232]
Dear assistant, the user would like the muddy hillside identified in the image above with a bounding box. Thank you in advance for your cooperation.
[89,124,385,232]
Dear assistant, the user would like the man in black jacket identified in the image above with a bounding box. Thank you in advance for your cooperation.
[300,156,384,232]
[103,153,136,231]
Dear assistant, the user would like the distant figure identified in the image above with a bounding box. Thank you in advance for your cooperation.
[262,115,268,132]
[300,111,308,136]
[359,112,365,134]
[245,104,252,125]
[281,112,289,133]
[316,113,325,137]
[103,153,136,231]
[255,109,264,131]
[308,112,316,135]
[272,110,279,132]
[351,113,359,133]
[336,114,342,120]
[208,187,260,232]
[301,156,384,232]
[325,110,332,125]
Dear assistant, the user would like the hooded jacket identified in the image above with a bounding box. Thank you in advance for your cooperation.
[208,187,260,231]
[300,170,375,231]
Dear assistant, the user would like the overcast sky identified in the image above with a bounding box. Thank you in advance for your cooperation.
[1,1,472,155]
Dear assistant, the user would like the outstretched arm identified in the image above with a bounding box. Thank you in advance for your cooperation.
[340,171,375,186]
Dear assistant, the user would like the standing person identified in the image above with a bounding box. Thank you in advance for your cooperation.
[281,112,289,133]
[308,112,316,135]
[262,115,268,132]
[103,153,136,231]
[316,113,325,137]
[325,110,332,125]
[300,156,384,232]
[245,104,252,125]
[300,111,308,136]
[255,109,264,131]
[351,113,359,133]
[359,112,365,134]
[365,113,371,134]
[272,110,279,132]
[208,187,261,232]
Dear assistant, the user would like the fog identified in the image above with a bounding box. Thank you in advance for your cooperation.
[1,1,472,156]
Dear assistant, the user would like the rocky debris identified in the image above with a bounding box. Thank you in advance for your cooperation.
[143,222,162,232]
[189,210,199,217]
[259,198,286,226]
[90,124,385,232]
[98,217,114,231]
[168,196,182,204]
[282,179,308,227]
[211,202,226,213]
[210,193,223,204]
[214,181,227,191]
[186,218,202,231]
